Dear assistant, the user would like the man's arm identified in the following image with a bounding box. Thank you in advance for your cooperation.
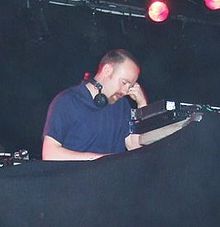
[42,136,107,161]
[125,134,142,151]
[125,83,148,150]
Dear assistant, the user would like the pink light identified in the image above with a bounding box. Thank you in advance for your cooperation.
[204,0,220,10]
[148,1,169,22]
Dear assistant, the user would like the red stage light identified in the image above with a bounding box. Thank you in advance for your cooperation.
[147,1,169,22]
[204,0,220,10]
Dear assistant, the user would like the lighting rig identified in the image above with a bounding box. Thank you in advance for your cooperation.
[48,0,220,24]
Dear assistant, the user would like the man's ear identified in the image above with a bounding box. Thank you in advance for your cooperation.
[102,63,114,78]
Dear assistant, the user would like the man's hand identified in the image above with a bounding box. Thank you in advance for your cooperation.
[128,83,148,108]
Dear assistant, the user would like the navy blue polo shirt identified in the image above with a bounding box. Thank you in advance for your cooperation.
[43,82,131,154]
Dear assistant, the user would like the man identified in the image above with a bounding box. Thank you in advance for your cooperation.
[42,49,147,161]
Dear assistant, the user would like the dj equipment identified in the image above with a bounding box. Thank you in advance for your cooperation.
[0,149,29,168]
[89,78,108,107]
[130,100,220,145]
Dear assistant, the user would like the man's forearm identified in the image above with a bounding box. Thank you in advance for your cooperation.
[43,147,105,161]
[125,134,142,151]
[42,136,107,161]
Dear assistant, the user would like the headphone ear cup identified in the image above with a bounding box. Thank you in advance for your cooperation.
[94,93,108,107]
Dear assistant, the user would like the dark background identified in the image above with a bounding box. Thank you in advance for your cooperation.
[0,0,220,159]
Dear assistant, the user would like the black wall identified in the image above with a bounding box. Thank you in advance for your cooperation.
[0,1,220,158]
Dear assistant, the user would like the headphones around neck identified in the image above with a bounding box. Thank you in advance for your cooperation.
[89,78,108,108]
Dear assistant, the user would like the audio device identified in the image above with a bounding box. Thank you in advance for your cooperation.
[0,149,29,168]
[129,100,220,145]
[89,78,108,107]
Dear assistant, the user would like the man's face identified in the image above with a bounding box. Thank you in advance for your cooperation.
[105,59,140,104]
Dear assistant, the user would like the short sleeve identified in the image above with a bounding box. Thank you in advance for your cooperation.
[43,93,72,144]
